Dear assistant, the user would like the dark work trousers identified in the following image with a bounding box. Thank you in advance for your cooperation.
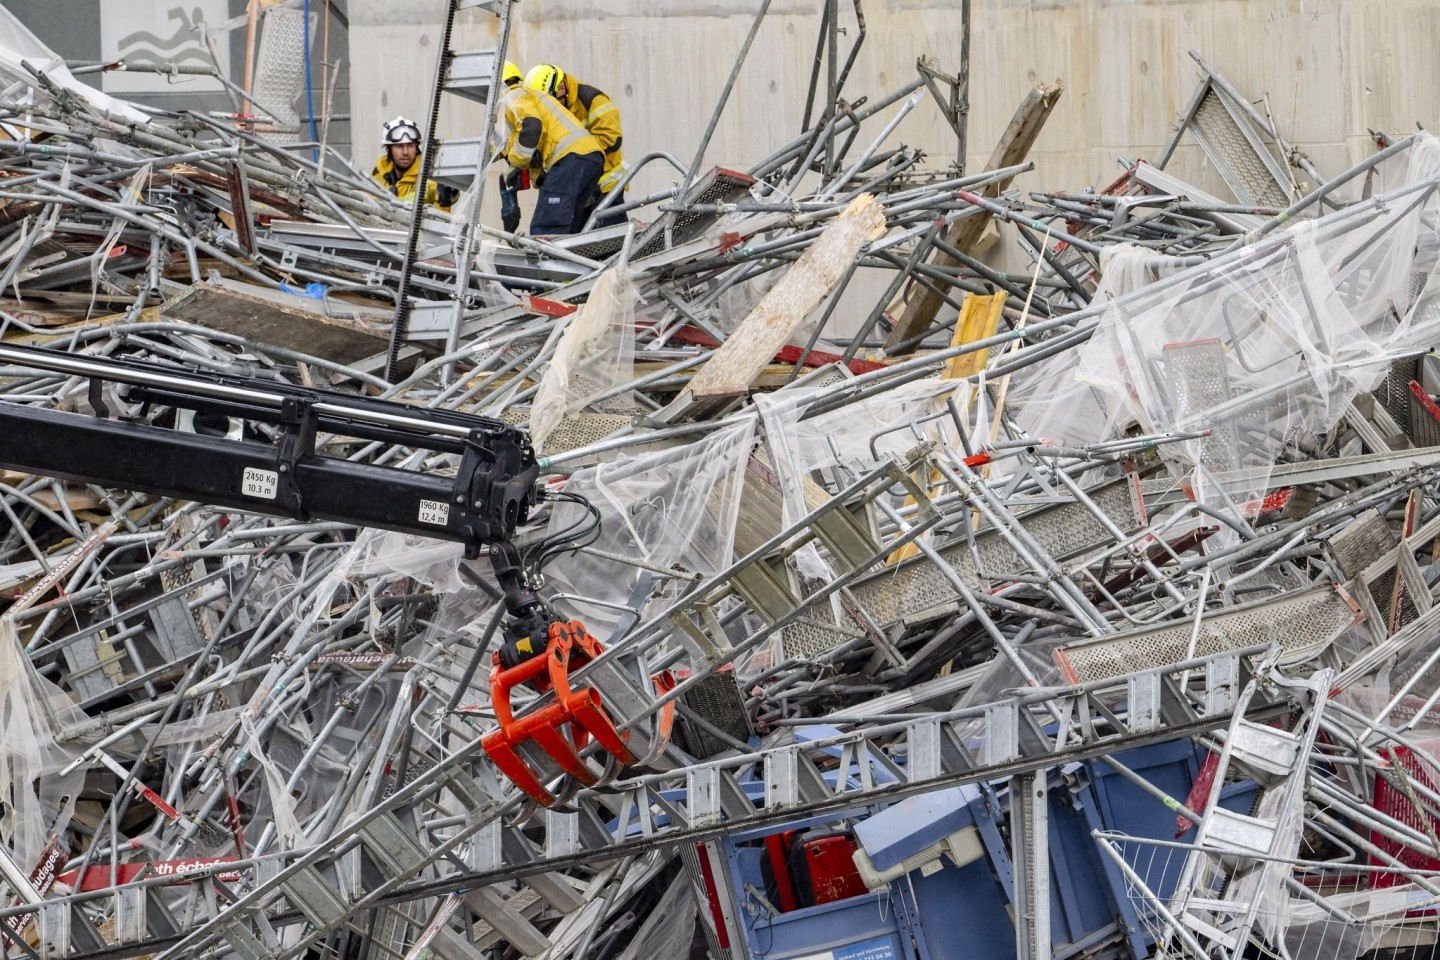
[586,191,628,230]
[530,151,603,235]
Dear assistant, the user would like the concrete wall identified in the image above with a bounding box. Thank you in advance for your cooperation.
[349,0,1440,216]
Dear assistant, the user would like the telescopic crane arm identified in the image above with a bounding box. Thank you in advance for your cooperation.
[0,343,671,804]
[0,342,536,549]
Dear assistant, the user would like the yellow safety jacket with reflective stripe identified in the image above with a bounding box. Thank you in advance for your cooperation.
[563,80,626,193]
[501,87,603,174]
[371,153,452,212]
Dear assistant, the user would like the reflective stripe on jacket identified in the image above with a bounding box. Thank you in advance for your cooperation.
[501,87,602,174]
[371,153,452,212]
[565,80,625,192]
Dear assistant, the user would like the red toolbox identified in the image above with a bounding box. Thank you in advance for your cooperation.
[793,832,869,906]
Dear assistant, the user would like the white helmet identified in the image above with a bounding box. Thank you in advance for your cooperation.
[382,116,421,146]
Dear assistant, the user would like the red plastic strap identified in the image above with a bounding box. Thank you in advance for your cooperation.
[1178,751,1220,838]
[665,325,887,375]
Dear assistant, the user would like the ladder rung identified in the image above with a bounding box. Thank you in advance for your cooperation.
[358,813,432,878]
[280,866,351,927]
[464,886,550,956]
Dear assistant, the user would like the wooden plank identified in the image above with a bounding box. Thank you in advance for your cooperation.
[0,296,129,326]
[658,194,886,421]
[0,471,102,512]
[885,80,1064,352]
[161,279,391,365]
[888,292,1005,564]
[943,291,1006,380]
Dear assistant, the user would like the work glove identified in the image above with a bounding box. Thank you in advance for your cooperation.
[435,184,460,208]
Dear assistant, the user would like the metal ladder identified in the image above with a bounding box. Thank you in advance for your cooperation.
[1157,62,1298,209]
[10,449,1293,960]
[1164,669,1331,959]
[665,454,929,671]
[6,632,1293,960]
[384,0,517,382]
[123,453,939,959]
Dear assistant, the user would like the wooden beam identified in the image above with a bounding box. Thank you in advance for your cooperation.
[944,291,1006,380]
[885,80,1064,352]
[657,193,886,421]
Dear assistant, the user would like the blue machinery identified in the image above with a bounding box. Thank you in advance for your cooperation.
[688,738,1260,960]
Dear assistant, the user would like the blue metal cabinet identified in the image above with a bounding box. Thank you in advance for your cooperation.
[902,851,1018,960]
[691,735,1260,960]
[737,895,913,960]
[718,811,919,960]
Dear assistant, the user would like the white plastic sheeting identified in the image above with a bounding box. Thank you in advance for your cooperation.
[615,877,698,960]
[0,618,83,872]
[543,417,756,636]
[0,8,149,125]
[345,529,468,596]
[1009,134,1440,537]
[758,377,972,581]
[530,268,637,453]
[471,238,523,311]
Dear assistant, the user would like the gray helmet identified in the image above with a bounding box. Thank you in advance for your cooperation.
[382,116,421,146]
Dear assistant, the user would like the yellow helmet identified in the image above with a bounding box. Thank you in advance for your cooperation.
[502,61,522,87]
[525,63,567,100]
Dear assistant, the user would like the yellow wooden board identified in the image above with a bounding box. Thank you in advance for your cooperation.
[888,290,1004,564]
[944,292,1006,380]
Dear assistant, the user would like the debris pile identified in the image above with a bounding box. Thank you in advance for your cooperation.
[3,10,1440,960]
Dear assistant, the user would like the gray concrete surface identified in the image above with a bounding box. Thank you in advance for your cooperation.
[346,0,1440,226]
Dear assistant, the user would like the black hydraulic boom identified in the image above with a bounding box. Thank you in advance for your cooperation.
[0,342,538,554]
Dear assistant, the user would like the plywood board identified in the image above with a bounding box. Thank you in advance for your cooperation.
[161,279,391,365]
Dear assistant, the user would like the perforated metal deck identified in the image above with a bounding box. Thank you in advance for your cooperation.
[848,477,1145,628]
[1189,87,1292,208]
[251,9,316,144]
[676,671,752,758]
[499,409,632,455]
[1054,584,1359,683]
[1165,339,1240,471]
[634,167,758,260]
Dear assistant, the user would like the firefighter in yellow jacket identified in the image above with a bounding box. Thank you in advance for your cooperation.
[525,64,628,228]
[372,116,459,212]
[498,86,605,235]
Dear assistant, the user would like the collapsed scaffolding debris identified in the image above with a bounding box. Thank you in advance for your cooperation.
[2,4,1440,960]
